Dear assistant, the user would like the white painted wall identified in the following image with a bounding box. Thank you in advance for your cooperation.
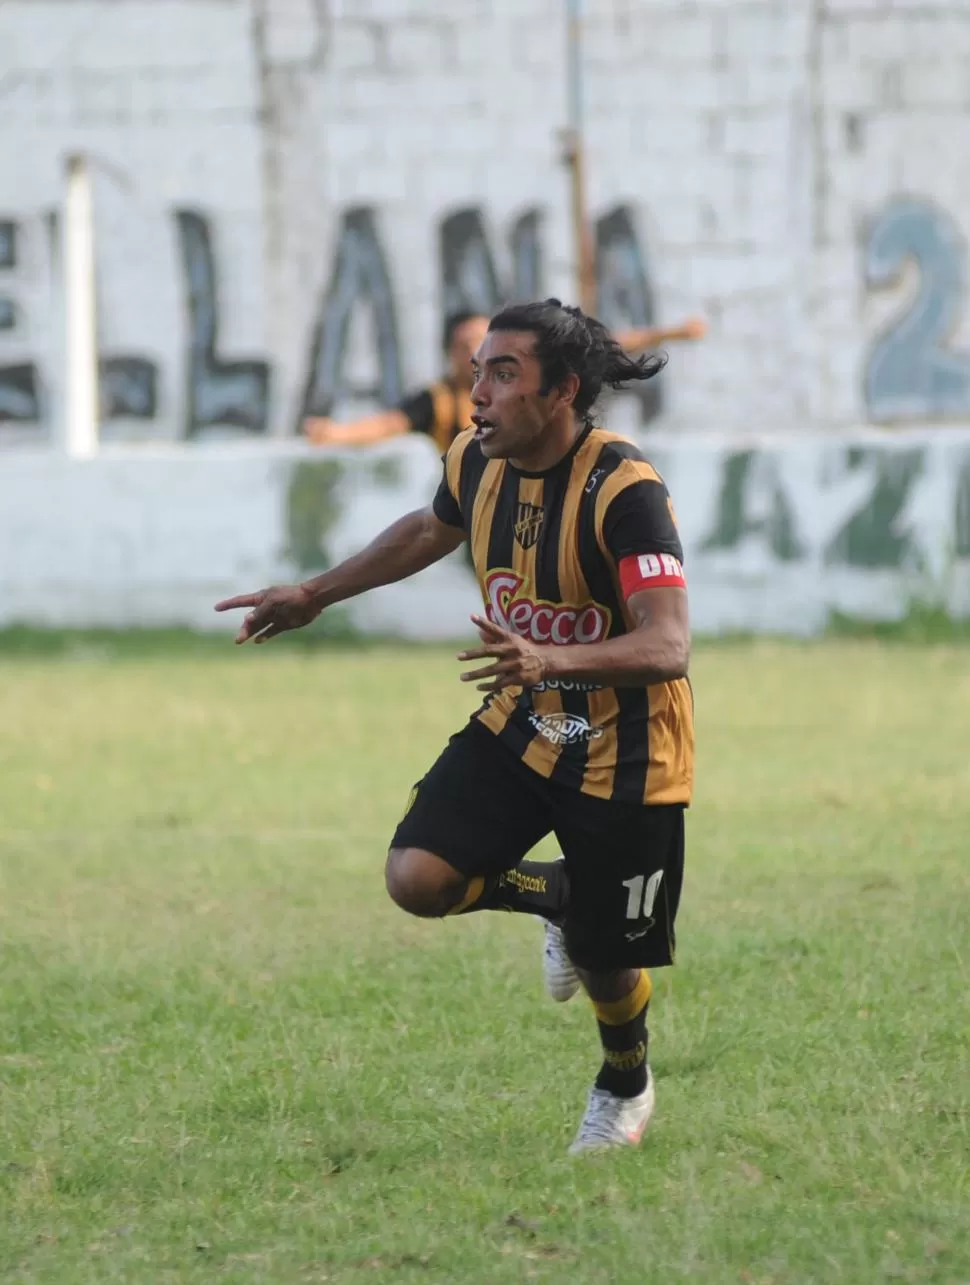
[2,0,970,449]
[3,433,968,636]
[0,1,265,445]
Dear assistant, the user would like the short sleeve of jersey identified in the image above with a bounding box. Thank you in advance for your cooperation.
[432,441,465,529]
[397,388,435,436]
[602,478,684,564]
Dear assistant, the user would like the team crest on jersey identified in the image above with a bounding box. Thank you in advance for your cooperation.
[513,503,544,549]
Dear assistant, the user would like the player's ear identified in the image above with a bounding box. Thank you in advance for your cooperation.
[557,371,580,410]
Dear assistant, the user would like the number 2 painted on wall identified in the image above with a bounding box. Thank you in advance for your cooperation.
[865,198,970,422]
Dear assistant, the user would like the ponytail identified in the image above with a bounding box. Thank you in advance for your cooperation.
[489,297,666,422]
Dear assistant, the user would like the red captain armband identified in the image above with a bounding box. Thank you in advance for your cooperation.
[618,552,687,598]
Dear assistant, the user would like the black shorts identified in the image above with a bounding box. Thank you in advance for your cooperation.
[391,721,685,971]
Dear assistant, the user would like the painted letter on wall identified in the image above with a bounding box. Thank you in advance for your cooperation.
[177,211,271,437]
[0,219,41,424]
[440,206,543,319]
[299,206,403,425]
[865,199,970,423]
[596,205,661,424]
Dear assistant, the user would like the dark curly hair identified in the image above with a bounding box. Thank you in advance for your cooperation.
[441,309,487,355]
[488,297,666,422]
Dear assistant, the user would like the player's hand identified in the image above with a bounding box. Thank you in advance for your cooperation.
[214,583,320,644]
[303,416,337,444]
[457,614,550,693]
[680,314,708,340]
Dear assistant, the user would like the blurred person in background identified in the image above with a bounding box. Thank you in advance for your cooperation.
[305,311,489,453]
[304,309,707,452]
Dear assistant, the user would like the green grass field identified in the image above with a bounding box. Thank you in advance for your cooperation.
[1,635,968,1284]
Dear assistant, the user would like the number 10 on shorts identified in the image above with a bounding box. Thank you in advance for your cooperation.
[623,870,664,920]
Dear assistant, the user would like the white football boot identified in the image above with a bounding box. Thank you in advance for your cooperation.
[541,919,581,1002]
[568,1070,656,1154]
[539,855,579,1002]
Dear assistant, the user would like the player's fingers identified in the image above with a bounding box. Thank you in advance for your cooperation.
[457,642,517,663]
[470,613,508,639]
[456,645,495,661]
[476,676,518,693]
[252,622,286,645]
[215,593,261,613]
[464,654,524,682]
[234,621,261,644]
[460,655,522,682]
[459,661,502,682]
[235,604,275,642]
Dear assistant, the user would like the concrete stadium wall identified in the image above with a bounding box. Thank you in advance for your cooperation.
[2,0,970,448]
[4,432,969,636]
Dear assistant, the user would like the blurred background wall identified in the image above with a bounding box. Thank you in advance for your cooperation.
[3,0,970,444]
[2,0,969,632]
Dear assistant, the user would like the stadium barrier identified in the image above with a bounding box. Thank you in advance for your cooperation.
[4,429,970,637]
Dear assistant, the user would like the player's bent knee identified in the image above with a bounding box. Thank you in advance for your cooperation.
[384,846,466,918]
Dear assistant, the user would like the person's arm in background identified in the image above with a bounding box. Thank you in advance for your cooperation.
[304,389,435,447]
[304,408,410,446]
[615,315,707,353]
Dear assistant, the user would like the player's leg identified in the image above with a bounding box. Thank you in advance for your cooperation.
[386,723,567,922]
[540,856,582,1002]
[554,799,685,1154]
[567,963,656,1154]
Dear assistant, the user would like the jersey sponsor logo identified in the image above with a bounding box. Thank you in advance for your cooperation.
[603,1041,647,1071]
[498,868,547,894]
[484,569,612,644]
[513,502,544,549]
[532,677,603,693]
[527,711,605,746]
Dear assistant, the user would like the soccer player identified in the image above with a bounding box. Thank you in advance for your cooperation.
[304,309,706,451]
[304,311,489,451]
[216,299,693,1154]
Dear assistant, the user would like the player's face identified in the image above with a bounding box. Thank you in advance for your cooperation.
[448,316,490,387]
[469,330,563,460]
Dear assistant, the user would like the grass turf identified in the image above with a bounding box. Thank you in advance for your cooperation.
[1,636,967,1283]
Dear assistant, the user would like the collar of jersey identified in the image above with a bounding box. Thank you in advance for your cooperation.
[507,422,595,478]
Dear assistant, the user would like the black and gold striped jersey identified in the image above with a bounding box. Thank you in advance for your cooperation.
[433,424,694,806]
[399,379,474,454]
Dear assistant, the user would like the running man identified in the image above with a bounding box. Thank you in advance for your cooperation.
[217,299,693,1154]
[304,308,706,452]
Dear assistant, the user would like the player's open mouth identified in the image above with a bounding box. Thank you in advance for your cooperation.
[472,415,497,441]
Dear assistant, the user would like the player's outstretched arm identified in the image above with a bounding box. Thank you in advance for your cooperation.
[304,408,411,447]
[214,506,465,645]
[615,316,707,353]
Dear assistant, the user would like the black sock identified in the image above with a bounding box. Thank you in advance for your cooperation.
[446,859,568,923]
[592,970,652,1099]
